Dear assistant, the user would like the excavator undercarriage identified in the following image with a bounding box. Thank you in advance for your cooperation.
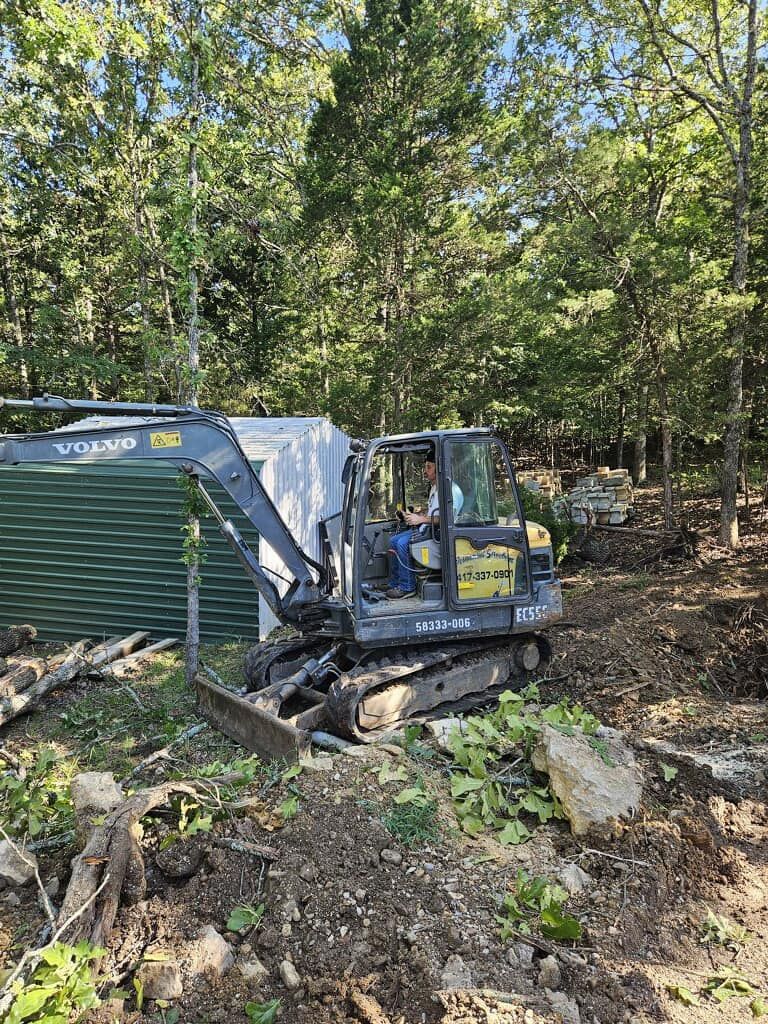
[197,631,552,759]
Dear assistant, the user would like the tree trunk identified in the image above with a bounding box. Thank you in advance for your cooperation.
[0,241,29,396]
[615,384,626,468]
[633,384,648,484]
[185,0,202,690]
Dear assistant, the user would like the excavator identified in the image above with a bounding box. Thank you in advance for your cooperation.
[0,395,562,759]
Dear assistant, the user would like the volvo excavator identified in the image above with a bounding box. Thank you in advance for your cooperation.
[0,395,562,759]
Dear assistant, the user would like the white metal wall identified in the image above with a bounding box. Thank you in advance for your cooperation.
[254,419,350,638]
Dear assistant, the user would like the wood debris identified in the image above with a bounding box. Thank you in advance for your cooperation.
[0,628,178,727]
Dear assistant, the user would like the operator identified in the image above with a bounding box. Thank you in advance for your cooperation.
[384,452,463,599]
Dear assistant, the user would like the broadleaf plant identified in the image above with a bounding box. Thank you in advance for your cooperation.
[447,685,600,843]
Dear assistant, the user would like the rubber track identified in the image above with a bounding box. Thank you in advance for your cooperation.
[324,639,536,743]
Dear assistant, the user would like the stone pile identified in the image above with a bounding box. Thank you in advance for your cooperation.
[556,466,633,525]
[517,468,562,498]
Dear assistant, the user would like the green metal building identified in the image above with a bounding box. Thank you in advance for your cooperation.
[0,416,349,643]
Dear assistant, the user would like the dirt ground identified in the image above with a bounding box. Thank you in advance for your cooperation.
[1,483,767,1024]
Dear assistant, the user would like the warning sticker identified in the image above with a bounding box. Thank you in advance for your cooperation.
[150,431,182,448]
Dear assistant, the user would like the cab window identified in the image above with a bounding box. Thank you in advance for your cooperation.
[365,449,433,524]
[449,441,520,526]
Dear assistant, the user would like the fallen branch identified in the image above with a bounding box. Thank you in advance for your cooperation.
[0,642,90,727]
[211,836,279,861]
[591,524,685,537]
[121,722,208,783]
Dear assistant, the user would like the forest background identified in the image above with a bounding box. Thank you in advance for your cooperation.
[0,0,765,546]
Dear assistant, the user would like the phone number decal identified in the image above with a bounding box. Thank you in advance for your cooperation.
[415,617,473,633]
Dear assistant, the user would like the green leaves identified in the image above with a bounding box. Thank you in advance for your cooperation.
[245,999,282,1024]
[660,763,678,783]
[667,969,766,1010]
[0,745,75,842]
[700,907,750,949]
[496,870,582,943]
[6,941,105,1024]
[446,684,595,845]
[227,903,265,933]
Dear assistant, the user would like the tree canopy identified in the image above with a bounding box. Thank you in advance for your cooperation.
[0,0,765,541]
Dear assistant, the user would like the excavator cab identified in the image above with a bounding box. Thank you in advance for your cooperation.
[328,430,561,650]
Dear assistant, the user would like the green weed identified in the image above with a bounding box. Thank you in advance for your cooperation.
[4,941,104,1024]
[245,999,281,1024]
[0,746,75,840]
[447,684,600,843]
[700,908,751,950]
[227,903,265,933]
[496,869,582,941]
[382,781,440,846]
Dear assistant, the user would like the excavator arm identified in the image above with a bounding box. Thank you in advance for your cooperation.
[0,395,329,626]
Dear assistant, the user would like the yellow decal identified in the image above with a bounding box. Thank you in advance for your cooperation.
[150,431,182,449]
[420,546,430,566]
[453,539,522,600]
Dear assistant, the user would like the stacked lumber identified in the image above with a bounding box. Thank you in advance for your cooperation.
[517,468,562,498]
[555,467,634,525]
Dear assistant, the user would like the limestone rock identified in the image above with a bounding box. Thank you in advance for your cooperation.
[237,956,269,983]
[439,954,472,991]
[545,989,580,1024]
[380,848,402,866]
[558,863,592,895]
[532,724,642,836]
[425,718,466,751]
[0,840,37,887]
[537,955,562,990]
[279,960,301,990]
[136,961,183,1001]
[189,926,234,979]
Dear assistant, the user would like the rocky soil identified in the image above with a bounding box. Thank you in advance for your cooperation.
[1,484,767,1024]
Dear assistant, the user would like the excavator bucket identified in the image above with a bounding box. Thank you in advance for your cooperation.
[195,675,311,762]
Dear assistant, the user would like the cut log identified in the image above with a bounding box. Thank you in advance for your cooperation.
[0,624,37,658]
[106,638,179,678]
[0,642,90,728]
[0,659,47,698]
[87,632,152,673]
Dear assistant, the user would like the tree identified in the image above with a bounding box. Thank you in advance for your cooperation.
[296,0,504,433]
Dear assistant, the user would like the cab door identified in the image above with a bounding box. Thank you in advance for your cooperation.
[442,438,532,611]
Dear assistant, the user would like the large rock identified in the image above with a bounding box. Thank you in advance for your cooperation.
[188,926,234,980]
[135,961,183,1000]
[0,841,37,887]
[532,725,642,836]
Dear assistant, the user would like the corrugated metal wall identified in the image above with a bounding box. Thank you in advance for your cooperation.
[0,461,263,642]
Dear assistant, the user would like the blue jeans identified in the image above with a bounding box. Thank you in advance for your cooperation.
[388,529,417,592]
